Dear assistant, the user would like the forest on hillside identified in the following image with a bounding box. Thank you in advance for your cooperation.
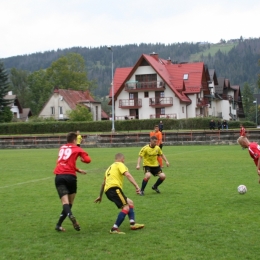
[1,38,260,99]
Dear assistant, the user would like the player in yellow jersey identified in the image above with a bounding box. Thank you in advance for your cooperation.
[94,153,144,234]
[136,136,169,195]
[76,130,83,147]
[150,125,163,167]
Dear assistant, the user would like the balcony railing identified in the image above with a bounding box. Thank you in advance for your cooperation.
[119,99,142,108]
[115,115,137,120]
[222,94,234,101]
[149,97,173,107]
[150,114,177,119]
[125,81,166,91]
[197,97,209,108]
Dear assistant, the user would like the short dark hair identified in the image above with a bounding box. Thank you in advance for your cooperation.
[150,136,157,141]
[67,132,77,143]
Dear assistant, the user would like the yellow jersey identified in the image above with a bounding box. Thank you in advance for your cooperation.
[104,162,128,192]
[76,134,82,145]
[139,144,162,167]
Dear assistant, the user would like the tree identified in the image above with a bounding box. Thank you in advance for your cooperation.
[46,53,90,90]
[67,104,93,121]
[0,62,13,122]
[9,68,30,108]
[27,69,52,115]
[242,82,255,121]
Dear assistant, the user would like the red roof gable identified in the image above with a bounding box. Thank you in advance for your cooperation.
[58,89,95,109]
[111,53,210,104]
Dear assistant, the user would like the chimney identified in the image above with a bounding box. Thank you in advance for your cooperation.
[8,91,13,95]
[150,52,159,61]
[167,57,171,65]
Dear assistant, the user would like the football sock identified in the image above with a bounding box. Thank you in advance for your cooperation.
[115,209,128,227]
[63,203,73,217]
[154,177,164,187]
[141,178,148,191]
[57,204,72,226]
[128,206,135,223]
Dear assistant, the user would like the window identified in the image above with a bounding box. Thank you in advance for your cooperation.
[144,92,149,98]
[160,92,165,98]
[129,93,134,99]
[136,74,157,82]
[183,74,189,80]
[51,107,55,115]
[161,108,165,115]
[59,106,63,115]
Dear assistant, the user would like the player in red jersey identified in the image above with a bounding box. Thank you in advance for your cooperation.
[240,124,246,137]
[237,136,260,182]
[54,132,91,232]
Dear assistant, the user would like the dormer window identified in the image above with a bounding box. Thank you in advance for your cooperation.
[183,74,188,80]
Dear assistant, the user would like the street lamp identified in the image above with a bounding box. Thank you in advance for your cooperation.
[107,46,115,132]
[253,99,257,125]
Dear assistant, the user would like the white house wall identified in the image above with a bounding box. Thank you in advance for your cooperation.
[10,105,20,118]
[116,65,185,119]
[39,94,71,119]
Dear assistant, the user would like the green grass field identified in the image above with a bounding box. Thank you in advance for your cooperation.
[1,145,260,260]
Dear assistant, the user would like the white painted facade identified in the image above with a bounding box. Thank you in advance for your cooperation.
[39,91,102,121]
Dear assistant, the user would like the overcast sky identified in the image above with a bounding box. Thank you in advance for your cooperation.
[1,0,260,58]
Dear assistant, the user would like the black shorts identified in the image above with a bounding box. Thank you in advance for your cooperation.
[105,187,127,209]
[143,166,162,176]
[55,174,77,198]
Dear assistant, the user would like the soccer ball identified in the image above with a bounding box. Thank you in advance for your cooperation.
[237,185,247,195]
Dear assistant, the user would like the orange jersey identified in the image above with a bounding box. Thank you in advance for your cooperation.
[150,131,162,145]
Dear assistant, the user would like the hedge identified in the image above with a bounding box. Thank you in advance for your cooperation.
[0,118,256,135]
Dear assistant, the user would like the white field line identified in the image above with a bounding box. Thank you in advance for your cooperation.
[0,146,224,189]
[0,177,52,189]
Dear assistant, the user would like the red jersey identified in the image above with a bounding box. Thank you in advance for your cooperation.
[248,142,260,166]
[240,127,246,137]
[54,143,91,176]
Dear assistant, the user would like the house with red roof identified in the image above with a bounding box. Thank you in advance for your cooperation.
[39,88,109,120]
[208,70,244,120]
[110,53,244,120]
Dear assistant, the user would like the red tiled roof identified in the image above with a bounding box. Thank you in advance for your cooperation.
[111,54,209,104]
[58,89,95,110]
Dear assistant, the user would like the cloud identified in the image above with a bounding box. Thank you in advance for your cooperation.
[1,0,260,58]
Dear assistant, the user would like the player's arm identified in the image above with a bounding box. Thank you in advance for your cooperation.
[124,171,140,194]
[162,154,169,167]
[94,178,106,203]
[136,156,142,170]
[76,168,87,174]
[80,152,91,164]
[158,133,162,145]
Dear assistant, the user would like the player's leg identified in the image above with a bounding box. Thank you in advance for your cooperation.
[152,169,166,193]
[55,175,80,231]
[106,187,127,234]
[126,198,144,230]
[67,193,80,231]
[140,167,151,195]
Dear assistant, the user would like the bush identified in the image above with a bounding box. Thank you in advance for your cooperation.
[0,118,256,135]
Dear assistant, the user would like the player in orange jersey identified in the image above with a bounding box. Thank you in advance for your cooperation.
[150,125,163,167]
